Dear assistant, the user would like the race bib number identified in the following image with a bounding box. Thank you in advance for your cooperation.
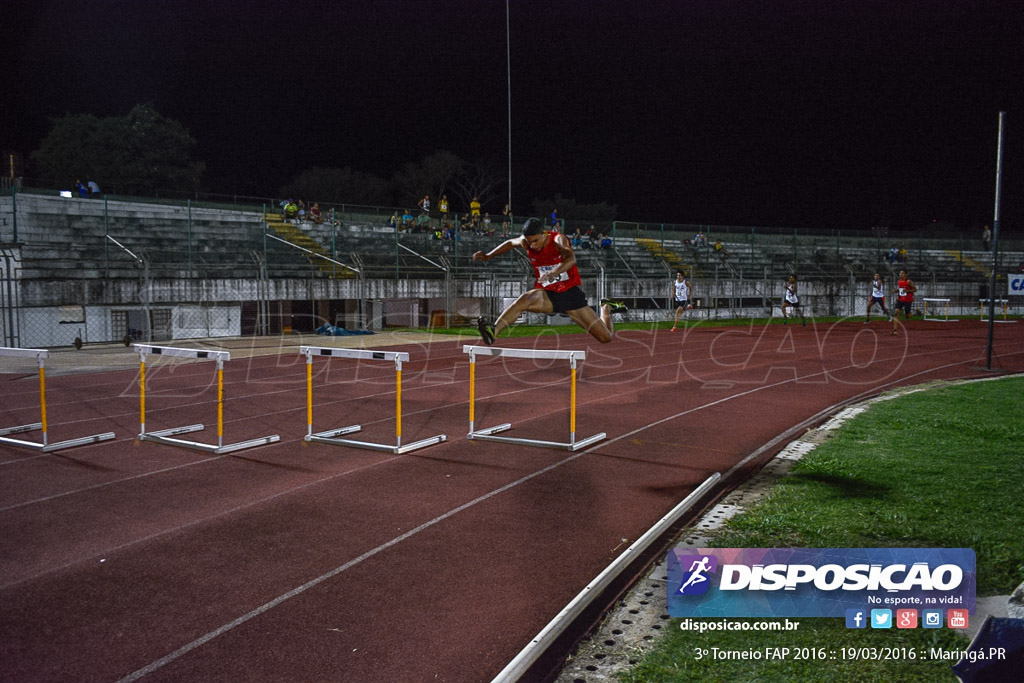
[899,288,907,297]
[538,265,568,286]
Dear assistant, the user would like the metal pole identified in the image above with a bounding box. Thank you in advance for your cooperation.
[986,111,1006,369]
[188,198,193,276]
[506,0,512,214]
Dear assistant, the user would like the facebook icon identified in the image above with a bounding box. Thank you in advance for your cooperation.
[845,609,867,629]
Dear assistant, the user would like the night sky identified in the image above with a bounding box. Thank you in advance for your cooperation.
[3,0,1022,231]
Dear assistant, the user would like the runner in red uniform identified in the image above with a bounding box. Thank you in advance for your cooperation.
[891,269,917,336]
[472,217,627,344]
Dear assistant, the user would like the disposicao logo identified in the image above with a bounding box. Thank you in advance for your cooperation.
[675,555,718,595]
[667,548,975,618]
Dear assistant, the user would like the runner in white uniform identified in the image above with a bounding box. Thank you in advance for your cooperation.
[671,271,694,331]
[865,272,891,322]
[781,275,806,326]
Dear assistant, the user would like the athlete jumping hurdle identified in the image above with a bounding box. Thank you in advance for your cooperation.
[472,217,627,345]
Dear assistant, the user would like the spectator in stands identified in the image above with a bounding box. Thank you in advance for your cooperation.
[297,200,307,222]
[898,246,908,263]
[309,202,323,224]
[419,194,431,216]
[714,240,729,257]
[982,225,992,251]
[599,233,612,249]
[502,203,512,235]
[470,196,482,217]
[75,179,88,198]
[550,208,559,228]
[283,199,298,222]
[439,194,449,221]
[583,226,596,249]
[401,209,414,230]
[886,246,898,264]
[571,229,582,248]
[87,179,101,198]
[388,213,399,230]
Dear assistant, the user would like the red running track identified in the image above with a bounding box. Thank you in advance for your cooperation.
[1,319,1022,682]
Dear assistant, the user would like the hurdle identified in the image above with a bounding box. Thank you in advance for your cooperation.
[301,346,446,454]
[135,344,280,454]
[979,298,1014,322]
[922,297,957,322]
[463,345,606,451]
[0,347,116,452]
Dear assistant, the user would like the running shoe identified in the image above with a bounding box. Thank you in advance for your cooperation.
[601,299,628,315]
[476,317,495,345]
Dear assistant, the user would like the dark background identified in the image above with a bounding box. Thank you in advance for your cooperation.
[2,0,1021,231]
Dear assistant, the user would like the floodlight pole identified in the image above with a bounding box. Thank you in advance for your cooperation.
[986,111,1005,370]
[506,0,513,215]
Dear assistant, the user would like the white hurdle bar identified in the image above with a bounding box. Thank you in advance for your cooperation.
[135,345,280,454]
[0,347,116,452]
[464,345,606,451]
[301,346,446,454]
[921,297,957,322]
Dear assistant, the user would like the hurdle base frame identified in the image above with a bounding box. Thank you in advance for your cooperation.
[305,424,447,454]
[138,424,281,455]
[0,346,117,453]
[134,344,282,456]
[0,422,116,453]
[301,345,447,456]
[468,422,606,452]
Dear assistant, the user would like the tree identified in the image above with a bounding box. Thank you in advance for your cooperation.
[278,167,390,206]
[450,159,505,215]
[392,150,465,207]
[30,104,204,195]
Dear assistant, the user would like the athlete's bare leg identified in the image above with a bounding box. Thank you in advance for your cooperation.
[566,304,614,343]
[493,289,553,336]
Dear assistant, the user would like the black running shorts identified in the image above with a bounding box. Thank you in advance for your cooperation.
[543,286,589,314]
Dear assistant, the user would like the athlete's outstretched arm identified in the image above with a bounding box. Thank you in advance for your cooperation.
[473,237,522,262]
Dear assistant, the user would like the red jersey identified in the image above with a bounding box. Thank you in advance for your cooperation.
[897,278,914,302]
[525,230,582,293]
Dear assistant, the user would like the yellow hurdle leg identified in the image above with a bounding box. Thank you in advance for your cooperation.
[217,363,224,447]
[570,365,577,439]
[38,362,48,445]
[469,358,476,431]
[396,368,402,446]
[306,356,313,438]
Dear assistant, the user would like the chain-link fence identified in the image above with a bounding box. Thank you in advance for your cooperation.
[2,185,1021,348]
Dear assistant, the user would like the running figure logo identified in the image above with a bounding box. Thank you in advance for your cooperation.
[676,555,718,595]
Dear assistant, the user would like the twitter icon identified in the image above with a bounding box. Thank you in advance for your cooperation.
[870,609,893,629]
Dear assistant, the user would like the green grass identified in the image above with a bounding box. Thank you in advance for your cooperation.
[621,377,1024,682]
[393,313,1023,341]
[415,316,854,340]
